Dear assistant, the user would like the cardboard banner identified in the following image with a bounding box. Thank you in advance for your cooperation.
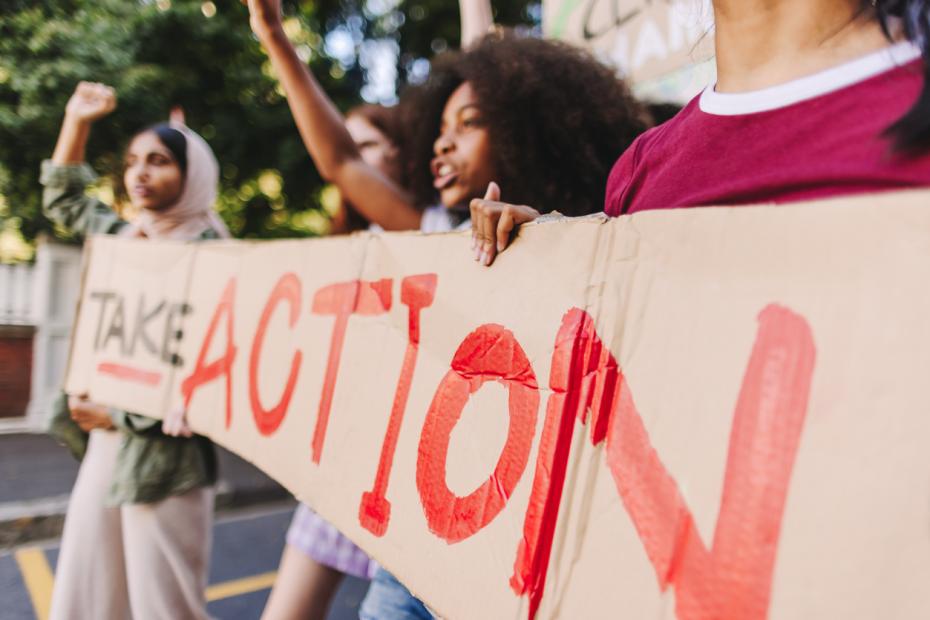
[67,190,930,619]
[544,0,717,102]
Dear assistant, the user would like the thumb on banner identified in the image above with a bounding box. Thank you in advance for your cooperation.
[484,181,501,202]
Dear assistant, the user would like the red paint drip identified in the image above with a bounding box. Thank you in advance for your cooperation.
[360,274,438,536]
[249,273,303,436]
[97,362,162,387]
[311,279,393,464]
[417,323,539,543]
[511,309,619,618]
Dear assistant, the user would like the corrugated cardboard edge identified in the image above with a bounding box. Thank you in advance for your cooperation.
[63,235,98,395]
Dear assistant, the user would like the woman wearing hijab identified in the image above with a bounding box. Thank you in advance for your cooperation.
[43,81,228,620]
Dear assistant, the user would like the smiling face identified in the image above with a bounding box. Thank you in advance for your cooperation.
[123,131,184,211]
[430,81,497,209]
[346,114,402,183]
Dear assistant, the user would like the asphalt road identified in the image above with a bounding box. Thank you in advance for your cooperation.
[0,502,370,620]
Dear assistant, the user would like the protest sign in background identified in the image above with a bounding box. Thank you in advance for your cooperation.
[67,191,930,619]
[545,0,716,102]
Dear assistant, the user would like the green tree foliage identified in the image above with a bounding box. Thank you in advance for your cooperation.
[0,0,536,253]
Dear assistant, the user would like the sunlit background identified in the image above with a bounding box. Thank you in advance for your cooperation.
[0,0,541,262]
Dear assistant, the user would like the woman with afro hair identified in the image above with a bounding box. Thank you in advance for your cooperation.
[474,0,930,265]
[402,33,650,222]
[246,0,649,238]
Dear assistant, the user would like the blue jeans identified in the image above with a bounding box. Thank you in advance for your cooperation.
[359,567,433,620]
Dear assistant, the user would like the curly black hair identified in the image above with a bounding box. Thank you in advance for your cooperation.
[403,32,649,216]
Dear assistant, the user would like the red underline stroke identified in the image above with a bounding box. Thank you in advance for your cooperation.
[97,362,163,387]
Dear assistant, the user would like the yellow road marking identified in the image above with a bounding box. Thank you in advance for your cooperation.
[13,543,274,610]
[14,547,55,620]
[206,570,277,602]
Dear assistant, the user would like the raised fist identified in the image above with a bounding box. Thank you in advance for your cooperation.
[64,81,117,124]
[243,0,283,36]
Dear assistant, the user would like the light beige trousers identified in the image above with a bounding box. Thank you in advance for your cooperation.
[49,429,214,620]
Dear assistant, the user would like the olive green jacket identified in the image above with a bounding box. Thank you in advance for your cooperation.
[41,160,218,504]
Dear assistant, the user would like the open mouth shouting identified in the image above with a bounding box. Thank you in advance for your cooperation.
[431,159,459,190]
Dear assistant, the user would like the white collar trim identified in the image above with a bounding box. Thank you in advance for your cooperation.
[699,41,921,116]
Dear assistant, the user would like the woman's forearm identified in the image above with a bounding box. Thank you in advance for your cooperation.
[255,25,421,230]
[256,25,360,180]
[51,115,92,165]
[460,0,494,49]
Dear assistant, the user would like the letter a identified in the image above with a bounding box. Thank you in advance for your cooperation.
[181,278,238,428]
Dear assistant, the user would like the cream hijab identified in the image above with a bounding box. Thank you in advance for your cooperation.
[120,122,230,241]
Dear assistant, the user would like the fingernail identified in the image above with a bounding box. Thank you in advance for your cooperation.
[474,246,481,261]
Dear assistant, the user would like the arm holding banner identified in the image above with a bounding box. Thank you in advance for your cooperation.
[68,396,169,442]
[245,0,421,231]
[67,395,116,432]
[468,183,540,265]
